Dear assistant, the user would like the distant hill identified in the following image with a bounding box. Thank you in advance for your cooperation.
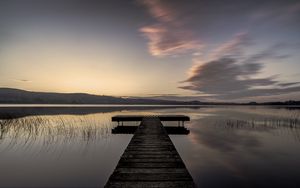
[247,101,300,106]
[0,88,202,105]
[1,88,299,105]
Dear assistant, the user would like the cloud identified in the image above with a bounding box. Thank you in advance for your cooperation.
[209,33,251,59]
[180,34,300,101]
[137,1,300,100]
[278,82,300,87]
[180,58,278,99]
[140,24,201,57]
[13,79,32,83]
[138,0,201,57]
[139,0,176,23]
[142,93,211,102]
[250,1,300,23]
[222,86,300,100]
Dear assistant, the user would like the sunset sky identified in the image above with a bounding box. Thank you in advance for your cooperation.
[0,0,299,102]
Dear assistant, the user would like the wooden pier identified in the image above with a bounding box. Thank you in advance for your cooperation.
[105,116,196,188]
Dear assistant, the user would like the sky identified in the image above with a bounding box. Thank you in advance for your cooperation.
[0,0,299,102]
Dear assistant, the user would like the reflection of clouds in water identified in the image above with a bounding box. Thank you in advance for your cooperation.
[0,106,300,187]
[188,106,300,149]
[214,106,300,121]
[216,119,300,142]
[180,119,255,186]
[188,108,300,153]
[0,115,112,154]
[184,108,300,187]
[189,118,261,152]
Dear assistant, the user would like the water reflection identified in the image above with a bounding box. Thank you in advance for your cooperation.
[0,106,300,187]
[0,115,113,154]
[172,106,300,188]
[0,105,201,119]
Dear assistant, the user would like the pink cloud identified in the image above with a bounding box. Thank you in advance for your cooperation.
[139,0,176,23]
[210,33,251,59]
[140,24,201,57]
[138,0,201,57]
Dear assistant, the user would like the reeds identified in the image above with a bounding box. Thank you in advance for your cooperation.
[213,112,300,141]
[0,115,111,154]
[222,113,300,129]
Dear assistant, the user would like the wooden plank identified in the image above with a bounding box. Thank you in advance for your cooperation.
[109,173,192,181]
[116,162,186,168]
[112,115,190,122]
[121,154,180,159]
[105,116,196,187]
[115,168,189,174]
[106,181,196,188]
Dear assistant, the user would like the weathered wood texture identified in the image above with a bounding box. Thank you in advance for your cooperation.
[112,126,190,135]
[112,115,190,122]
[105,116,196,188]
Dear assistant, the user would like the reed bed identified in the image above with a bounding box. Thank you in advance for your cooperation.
[214,112,300,141]
[0,115,112,153]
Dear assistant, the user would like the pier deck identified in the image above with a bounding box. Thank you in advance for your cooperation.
[105,116,196,188]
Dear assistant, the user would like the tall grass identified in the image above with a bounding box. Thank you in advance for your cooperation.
[222,113,300,129]
[214,112,300,141]
[0,115,112,154]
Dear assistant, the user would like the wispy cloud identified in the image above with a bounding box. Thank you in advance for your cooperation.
[180,34,300,101]
[140,24,201,57]
[138,0,201,57]
[132,93,211,102]
[139,0,176,23]
[13,79,32,83]
[250,1,300,23]
[209,33,251,59]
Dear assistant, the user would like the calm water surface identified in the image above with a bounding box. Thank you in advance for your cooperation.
[0,106,300,188]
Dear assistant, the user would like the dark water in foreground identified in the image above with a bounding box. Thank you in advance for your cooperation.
[0,105,300,188]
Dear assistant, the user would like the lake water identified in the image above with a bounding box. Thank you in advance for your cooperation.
[0,105,300,188]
